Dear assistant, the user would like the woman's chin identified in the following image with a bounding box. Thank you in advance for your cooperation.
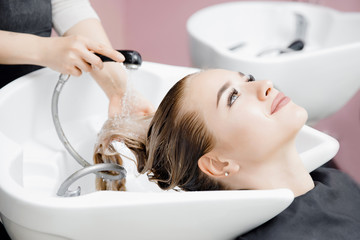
[297,106,308,126]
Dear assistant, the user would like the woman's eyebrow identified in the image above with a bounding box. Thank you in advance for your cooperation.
[216,81,230,108]
[216,72,245,108]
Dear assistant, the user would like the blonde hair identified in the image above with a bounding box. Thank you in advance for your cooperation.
[94,73,225,191]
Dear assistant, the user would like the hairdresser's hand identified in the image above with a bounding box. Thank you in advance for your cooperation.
[39,35,124,76]
[108,93,155,118]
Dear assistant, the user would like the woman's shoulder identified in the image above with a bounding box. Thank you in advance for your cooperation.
[236,167,360,240]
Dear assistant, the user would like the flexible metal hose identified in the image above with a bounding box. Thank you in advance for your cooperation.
[52,74,126,196]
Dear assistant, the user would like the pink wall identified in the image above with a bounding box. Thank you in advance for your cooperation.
[90,0,360,183]
[314,92,360,183]
[90,0,360,66]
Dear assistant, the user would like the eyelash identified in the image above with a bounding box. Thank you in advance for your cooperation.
[228,88,238,107]
[227,75,256,107]
[247,74,255,82]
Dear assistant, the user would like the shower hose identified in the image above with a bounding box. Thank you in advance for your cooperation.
[52,50,142,197]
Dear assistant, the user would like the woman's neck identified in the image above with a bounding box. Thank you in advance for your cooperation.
[228,142,315,197]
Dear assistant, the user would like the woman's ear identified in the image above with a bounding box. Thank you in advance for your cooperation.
[198,153,237,178]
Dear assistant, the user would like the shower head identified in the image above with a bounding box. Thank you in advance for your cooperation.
[95,50,142,69]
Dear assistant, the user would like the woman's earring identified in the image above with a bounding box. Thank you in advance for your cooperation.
[225,172,229,177]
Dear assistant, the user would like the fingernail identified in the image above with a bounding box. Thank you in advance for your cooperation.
[118,53,125,61]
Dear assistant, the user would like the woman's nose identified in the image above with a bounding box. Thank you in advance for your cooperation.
[256,80,273,101]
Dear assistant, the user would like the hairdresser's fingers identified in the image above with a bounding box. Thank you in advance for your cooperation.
[137,102,155,116]
[108,91,155,118]
[145,105,156,115]
[76,59,93,73]
[132,93,155,116]
[86,41,125,64]
[69,66,82,77]
[81,50,104,71]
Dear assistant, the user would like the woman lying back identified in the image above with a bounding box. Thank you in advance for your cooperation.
[94,69,360,239]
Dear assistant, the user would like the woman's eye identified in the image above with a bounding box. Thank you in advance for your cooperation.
[247,74,255,82]
[228,89,239,107]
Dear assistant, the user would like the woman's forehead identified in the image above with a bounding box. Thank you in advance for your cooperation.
[188,69,235,88]
[183,69,234,110]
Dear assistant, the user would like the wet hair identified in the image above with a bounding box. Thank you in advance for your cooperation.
[94,73,226,191]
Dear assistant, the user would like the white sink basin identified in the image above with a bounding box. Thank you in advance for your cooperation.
[187,1,360,124]
[0,63,338,240]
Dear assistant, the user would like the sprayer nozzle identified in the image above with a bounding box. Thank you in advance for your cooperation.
[95,50,142,69]
[119,50,142,68]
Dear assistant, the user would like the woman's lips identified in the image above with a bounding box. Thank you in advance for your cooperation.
[271,92,291,114]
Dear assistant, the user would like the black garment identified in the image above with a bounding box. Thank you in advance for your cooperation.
[0,0,52,88]
[236,167,360,240]
[0,1,51,237]
[0,221,11,240]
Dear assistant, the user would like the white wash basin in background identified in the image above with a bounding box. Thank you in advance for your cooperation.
[187,1,360,124]
[0,62,338,240]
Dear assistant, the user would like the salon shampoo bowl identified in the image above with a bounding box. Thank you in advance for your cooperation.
[187,1,360,124]
[0,63,338,240]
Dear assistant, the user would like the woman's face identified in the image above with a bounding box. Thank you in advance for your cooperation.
[185,69,308,164]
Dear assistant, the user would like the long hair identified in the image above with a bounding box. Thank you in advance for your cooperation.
[94,73,225,191]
